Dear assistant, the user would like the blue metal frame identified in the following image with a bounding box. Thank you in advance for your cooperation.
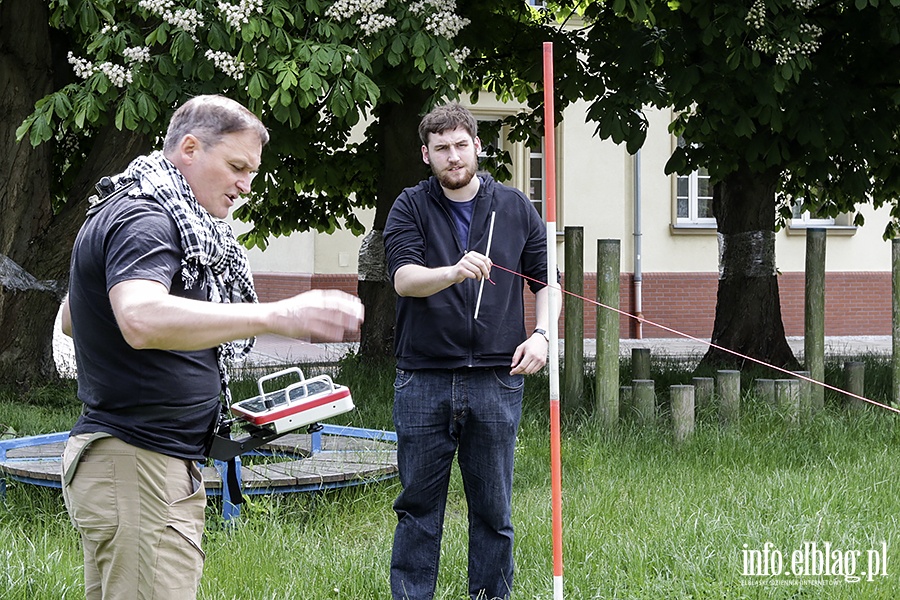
[0,425,397,521]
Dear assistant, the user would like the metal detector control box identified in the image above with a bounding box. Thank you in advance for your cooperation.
[230,367,355,434]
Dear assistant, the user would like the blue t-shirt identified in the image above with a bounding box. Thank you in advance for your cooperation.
[445,197,476,248]
[67,194,221,460]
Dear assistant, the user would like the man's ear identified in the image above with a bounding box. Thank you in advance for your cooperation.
[421,144,430,165]
[178,134,201,164]
[474,136,482,154]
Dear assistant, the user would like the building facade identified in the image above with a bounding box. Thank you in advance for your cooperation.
[232,98,895,343]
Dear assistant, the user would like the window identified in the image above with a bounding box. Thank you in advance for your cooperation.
[789,201,836,228]
[475,116,547,220]
[528,141,545,219]
[675,168,714,226]
[674,137,715,227]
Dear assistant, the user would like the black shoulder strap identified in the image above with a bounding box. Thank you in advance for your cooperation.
[86,176,139,217]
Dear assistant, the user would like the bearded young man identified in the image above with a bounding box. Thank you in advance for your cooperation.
[383,102,558,600]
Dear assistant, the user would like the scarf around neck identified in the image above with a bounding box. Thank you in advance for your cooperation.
[121,150,258,403]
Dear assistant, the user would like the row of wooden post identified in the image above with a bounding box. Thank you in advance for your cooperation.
[561,226,888,424]
[617,356,869,442]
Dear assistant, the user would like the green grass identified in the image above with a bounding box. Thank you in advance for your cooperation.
[1,356,899,598]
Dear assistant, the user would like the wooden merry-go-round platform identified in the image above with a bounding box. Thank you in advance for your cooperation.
[0,424,397,519]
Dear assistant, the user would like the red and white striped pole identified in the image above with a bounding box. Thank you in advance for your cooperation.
[542,41,564,600]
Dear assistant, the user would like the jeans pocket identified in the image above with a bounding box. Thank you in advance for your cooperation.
[491,368,524,392]
[394,368,416,390]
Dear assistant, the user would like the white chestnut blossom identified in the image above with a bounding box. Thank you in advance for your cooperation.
[69,53,134,88]
[98,62,134,87]
[325,0,388,20]
[122,46,152,63]
[745,0,766,29]
[410,0,469,39]
[205,49,246,79]
[217,0,263,29]
[138,0,205,35]
[450,46,470,64]
[326,0,397,36]
[137,0,174,10]
[357,12,397,35]
[745,0,823,66]
[68,52,96,80]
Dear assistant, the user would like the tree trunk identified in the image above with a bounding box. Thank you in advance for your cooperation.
[699,164,799,371]
[357,89,431,360]
[0,2,150,387]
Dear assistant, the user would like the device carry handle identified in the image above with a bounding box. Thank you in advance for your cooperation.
[257,367,305,399]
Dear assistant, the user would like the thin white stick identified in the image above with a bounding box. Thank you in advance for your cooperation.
[473,211,496,320]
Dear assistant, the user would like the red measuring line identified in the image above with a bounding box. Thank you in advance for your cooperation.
[492,262,900,416]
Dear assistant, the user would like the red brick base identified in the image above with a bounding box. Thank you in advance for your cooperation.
[253,271,892,342]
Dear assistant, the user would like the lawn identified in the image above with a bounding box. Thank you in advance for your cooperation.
[1,354,898,599]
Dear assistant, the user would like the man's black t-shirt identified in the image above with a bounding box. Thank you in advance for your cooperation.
[68,194,221,460]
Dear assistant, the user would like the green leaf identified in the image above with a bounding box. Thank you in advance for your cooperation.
[726,50,739,70]
[272,7,285,28]
[652,43,664,67]
[353,72,380,104]
[248,72,266,99]
[146,24,168,46]
[411,32,428,58]
[780,63,792,80]
[14,115,36,144]
[298,69,322,92]
[136,93,151,118]
[330,48,344,75]
[52,93,73,119]
[171,31,196,62]
[79,1,99,34]
[115,96,138,130]
[30,116,53,146]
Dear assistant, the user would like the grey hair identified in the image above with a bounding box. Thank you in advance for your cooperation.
[163,95,269,153]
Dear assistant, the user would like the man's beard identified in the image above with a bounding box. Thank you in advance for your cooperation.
[434,162,476,190]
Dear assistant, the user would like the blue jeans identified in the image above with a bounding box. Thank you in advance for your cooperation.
[390,367,524,600]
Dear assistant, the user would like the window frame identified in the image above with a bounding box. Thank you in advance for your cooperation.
[674,167,716,228]
[472,110,557,222]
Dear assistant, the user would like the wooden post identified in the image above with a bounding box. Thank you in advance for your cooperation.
[776,379,801,425]
[564,226,584,413]
[692,377,714,412]
[619,385,633,423]
[753,379,776,405]
[805,228,826,414]
[893,238,900,407]
[595,239,620,428]
[717,370,741,427]
[632,347,651,381]
[844,361,866,410]
[793,371,812,423]
[633,379,656,426]
[670,385,695,443]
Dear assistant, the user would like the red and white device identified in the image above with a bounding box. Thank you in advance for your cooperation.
[230,367,354,434]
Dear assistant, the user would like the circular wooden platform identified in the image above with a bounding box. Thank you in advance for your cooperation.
[0,426,397,497]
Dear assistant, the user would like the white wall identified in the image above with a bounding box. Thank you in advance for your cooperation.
[233,101,894,278]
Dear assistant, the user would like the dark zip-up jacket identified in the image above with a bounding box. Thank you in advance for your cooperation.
[384,174,548,370]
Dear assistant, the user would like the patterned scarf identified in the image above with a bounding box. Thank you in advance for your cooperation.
[121,150,258,404]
